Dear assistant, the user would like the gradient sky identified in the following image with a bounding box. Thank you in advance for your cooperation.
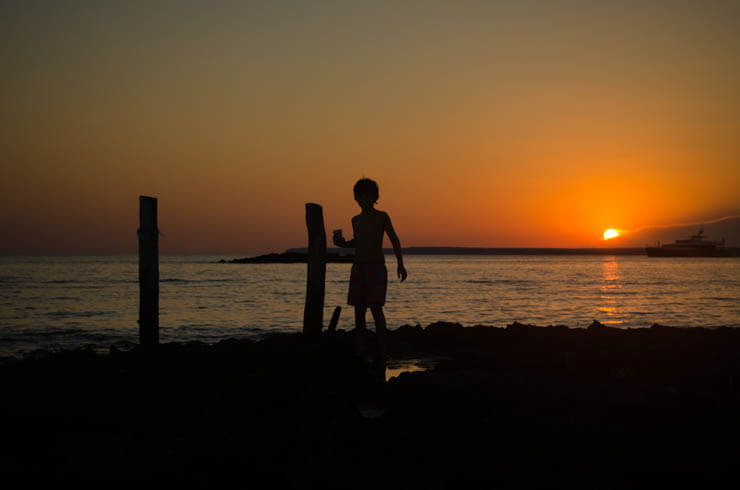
[2,1,739,254]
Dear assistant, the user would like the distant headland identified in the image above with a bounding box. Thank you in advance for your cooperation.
[220,251,354,264]
[220,247,647,263]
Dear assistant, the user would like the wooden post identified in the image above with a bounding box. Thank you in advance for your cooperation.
[303,203,326,337]
[327,306,342,334]
[138,196,159,347]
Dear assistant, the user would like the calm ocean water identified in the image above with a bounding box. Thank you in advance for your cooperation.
[1,254,739,358]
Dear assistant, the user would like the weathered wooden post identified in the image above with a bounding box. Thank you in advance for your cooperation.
[303,203,326,337]
[327,306,342,334]
[138,196,159,347]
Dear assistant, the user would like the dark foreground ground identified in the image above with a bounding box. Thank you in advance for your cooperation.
[3,321,740,488]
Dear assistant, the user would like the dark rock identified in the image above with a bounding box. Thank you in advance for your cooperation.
[4,321,740,485]
[393,323,424,340]
[506,321,538,330]
[425,321,464,333]
[587,319,610,329]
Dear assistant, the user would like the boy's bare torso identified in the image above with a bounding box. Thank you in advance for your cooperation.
[352,209,387,263]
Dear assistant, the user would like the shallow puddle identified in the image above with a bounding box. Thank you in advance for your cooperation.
[385,358,438,382]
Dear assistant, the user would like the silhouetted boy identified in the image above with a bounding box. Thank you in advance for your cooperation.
[334,178,407,363]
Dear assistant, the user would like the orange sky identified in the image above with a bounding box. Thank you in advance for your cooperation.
[2,1,739,254]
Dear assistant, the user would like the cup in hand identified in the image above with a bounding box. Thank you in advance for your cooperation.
[333,229,343,244]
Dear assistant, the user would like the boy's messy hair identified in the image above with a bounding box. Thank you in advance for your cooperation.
[353,178,379,202]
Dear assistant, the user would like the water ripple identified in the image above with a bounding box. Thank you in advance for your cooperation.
[0,254,738,358]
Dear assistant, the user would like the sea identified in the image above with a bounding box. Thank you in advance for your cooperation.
[1,254,739,358]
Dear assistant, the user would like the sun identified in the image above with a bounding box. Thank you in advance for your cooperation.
[603,229,619,240]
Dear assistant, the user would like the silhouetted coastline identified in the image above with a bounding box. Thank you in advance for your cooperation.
[220,251,355,264]
[223,247,740,263]
[302,246,650,255]
[3,321,739,486]
[398,246,648,255]
[222,247,649,264]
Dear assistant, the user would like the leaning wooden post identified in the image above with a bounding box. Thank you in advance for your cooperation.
[138,196,159,347]
[303,203,326,338]
[327,306,342,334]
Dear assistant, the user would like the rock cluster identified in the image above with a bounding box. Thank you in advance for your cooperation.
[3,322,739,486]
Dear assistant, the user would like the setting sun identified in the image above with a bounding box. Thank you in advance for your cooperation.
[603,229,620,240]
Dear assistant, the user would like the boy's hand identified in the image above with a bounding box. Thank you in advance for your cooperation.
[397,264,407,282]
[333,236,347,247]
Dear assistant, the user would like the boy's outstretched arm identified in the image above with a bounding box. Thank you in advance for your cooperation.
[384,213,407,282]
[333,217,357,248]
[334,236,355,248]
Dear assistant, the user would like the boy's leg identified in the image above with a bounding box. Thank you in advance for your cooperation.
[370,305,387,360]
[354,305,368,357]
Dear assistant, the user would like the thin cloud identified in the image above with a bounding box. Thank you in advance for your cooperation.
[624,215,740,234]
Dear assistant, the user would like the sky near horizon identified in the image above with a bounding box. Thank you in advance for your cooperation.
[2,1,739,254]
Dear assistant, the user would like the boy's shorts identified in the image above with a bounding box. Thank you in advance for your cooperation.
[347,262,387,306]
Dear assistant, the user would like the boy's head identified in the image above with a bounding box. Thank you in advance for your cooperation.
[353,178,379,208]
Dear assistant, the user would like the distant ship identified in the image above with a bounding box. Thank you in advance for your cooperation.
[646,228,732,257]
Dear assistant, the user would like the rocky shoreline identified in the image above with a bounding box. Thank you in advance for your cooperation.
[3,321,740,486]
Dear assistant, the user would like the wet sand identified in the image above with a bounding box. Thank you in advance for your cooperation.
[3,321,740,487]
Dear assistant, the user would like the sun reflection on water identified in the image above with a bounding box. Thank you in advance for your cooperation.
[599,257,625,324]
